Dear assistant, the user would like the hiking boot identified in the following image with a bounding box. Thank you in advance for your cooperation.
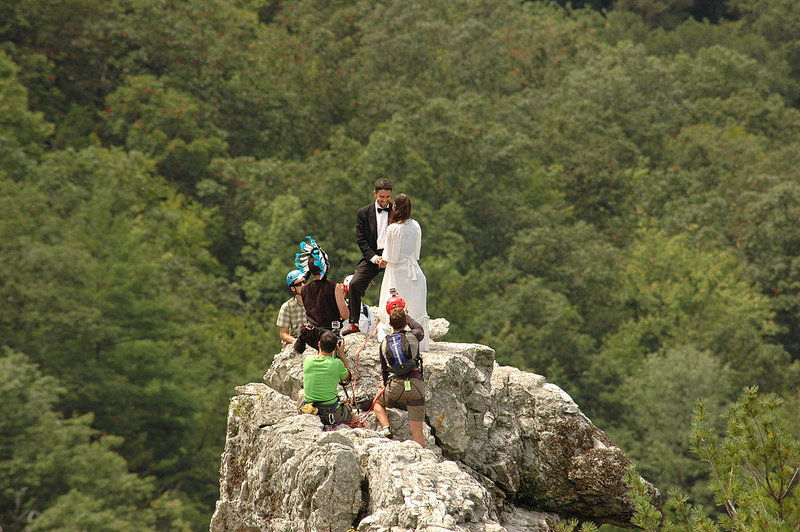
[341,323,360,336]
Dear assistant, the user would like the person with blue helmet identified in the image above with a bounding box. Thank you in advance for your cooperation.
[276,269,306,349]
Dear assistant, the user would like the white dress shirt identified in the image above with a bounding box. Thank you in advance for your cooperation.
[373,200,389,262]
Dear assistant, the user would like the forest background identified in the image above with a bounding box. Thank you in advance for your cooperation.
[2,0,800,530]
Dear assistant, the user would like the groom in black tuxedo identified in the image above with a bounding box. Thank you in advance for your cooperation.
[341,178,393,335]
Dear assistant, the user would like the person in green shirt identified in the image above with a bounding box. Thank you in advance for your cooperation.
[299,331,353,425]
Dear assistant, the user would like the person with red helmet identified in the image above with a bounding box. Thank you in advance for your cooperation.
[373,305,426,447]
[385,292,405,314]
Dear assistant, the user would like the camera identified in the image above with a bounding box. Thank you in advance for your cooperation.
[332,321,343,357]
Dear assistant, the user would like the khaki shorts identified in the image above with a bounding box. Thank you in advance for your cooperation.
[378,376,426,422]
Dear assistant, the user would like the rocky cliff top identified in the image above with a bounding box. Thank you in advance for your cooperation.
[210,318,659,531]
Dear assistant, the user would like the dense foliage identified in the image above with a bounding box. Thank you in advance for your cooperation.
[2,0,800,529]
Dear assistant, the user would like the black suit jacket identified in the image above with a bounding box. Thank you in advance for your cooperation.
[355,202,391,262]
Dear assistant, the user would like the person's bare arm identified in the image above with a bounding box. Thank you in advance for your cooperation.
[337,342,353,382]
[280,327,296,344]
[335,283,350,321]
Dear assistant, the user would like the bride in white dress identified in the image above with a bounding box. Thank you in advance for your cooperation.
[377,193,430,351]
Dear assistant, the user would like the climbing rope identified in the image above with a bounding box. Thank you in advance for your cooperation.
[346,388,385,429]
[338,318,382,429]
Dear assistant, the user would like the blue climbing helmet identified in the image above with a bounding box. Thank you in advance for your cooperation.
[286,269,305,288]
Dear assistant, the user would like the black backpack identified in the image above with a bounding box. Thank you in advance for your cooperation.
[380,331,420,376]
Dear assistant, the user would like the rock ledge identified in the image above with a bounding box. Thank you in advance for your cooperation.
[211,327,659,531]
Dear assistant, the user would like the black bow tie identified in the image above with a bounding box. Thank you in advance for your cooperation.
[378,206,390,214]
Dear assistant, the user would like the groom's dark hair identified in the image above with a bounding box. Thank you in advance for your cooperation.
[374,178,392,191]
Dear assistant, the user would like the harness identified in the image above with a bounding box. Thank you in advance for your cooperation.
[299,397,351,426]
[300,320,343,337]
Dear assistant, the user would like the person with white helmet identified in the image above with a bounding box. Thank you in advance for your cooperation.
[343,274,375,334]
[276,269,306,349]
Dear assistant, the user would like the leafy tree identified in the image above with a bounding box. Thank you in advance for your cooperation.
[613,0,710,30]
[614,346,736,508]
[204,154,319,276]
[506,209,625,343]
[0,0,127,120]
[236,194,308,307]
[478,275,595,386]
[0,347,191,532]
[588,227,788,424]
[101,74,228,192]
[728,0,800,105]
[0,50,53,178]
[0,146,263,528]
[509,42,673,237]
[737,180,800,361]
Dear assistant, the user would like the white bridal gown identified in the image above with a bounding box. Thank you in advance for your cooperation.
[377,219,430,351]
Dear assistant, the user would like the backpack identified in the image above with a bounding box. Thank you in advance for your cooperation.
[380,331,420,377]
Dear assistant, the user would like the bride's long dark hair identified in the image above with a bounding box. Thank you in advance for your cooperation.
[389,193,411,224]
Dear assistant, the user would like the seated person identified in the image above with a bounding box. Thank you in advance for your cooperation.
[293,237,349,353]
[298,331,353,426]
[277,269,306,349]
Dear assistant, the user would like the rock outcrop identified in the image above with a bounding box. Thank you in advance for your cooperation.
[211,319,659,531]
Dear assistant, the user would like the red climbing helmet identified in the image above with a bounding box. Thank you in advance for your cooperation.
[385,295,406,315]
